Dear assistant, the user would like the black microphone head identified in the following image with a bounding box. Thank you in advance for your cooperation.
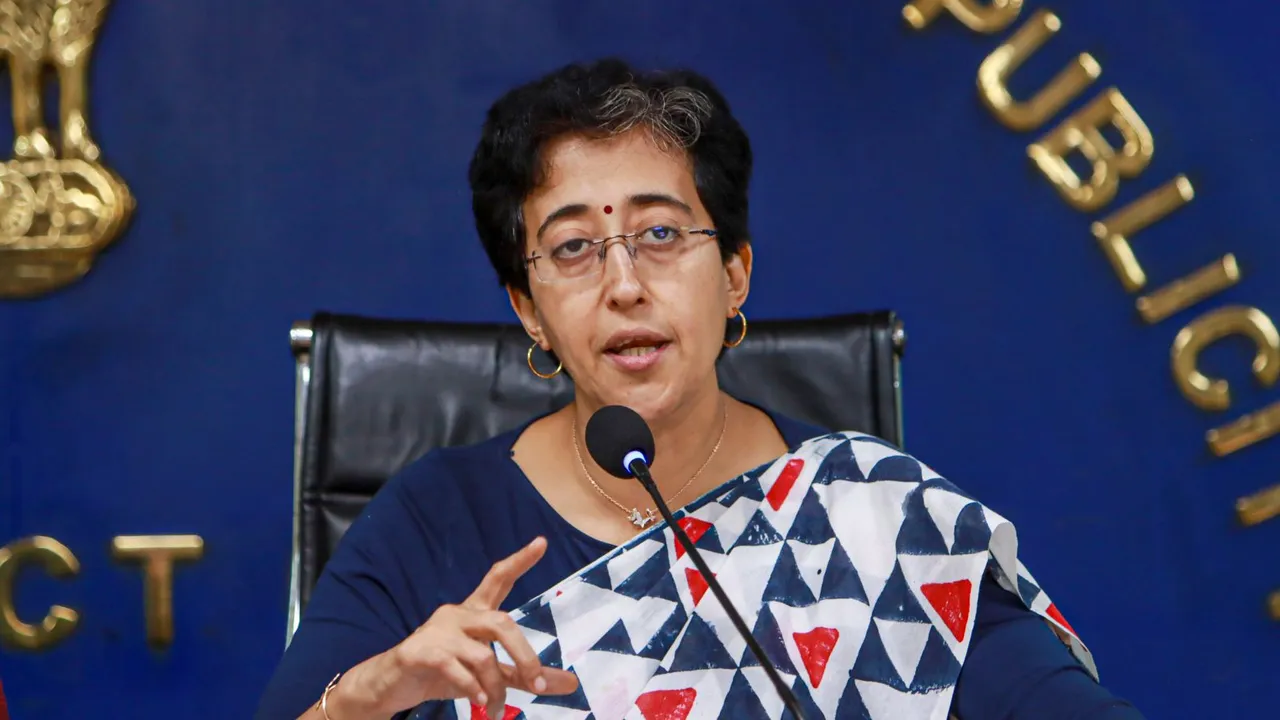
[584,405,656,479]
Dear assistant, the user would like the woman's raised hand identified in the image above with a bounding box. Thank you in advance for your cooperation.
[322,537,578,720]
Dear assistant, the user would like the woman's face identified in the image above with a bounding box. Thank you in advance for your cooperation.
[509,129,751,421]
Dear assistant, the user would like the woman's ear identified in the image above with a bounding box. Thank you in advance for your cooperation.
[507,285,548,348]
[724,242,753,316]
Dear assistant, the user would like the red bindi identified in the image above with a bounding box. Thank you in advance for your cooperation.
[603,205,613,214]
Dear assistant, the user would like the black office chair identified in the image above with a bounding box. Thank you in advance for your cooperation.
[285,311,906,641]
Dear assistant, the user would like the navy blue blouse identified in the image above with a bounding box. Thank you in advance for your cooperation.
[256,411,1142,719]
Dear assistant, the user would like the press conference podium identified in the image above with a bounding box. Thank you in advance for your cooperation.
[285,311,906,642]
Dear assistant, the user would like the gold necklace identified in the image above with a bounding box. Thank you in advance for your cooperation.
[571,402,728,529]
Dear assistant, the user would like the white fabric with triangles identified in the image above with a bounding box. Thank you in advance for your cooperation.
[410,432,1094,720]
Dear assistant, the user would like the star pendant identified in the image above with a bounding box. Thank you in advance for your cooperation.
[628,508,658,528]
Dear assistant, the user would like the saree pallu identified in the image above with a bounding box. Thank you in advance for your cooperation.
[411,431,1095,720]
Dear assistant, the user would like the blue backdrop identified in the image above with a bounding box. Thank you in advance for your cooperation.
[2,0,1277,717]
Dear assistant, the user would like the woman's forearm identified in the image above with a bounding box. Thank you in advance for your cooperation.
[294,654,397,720]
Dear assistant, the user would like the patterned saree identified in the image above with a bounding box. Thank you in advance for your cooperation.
[410,431,1094,720]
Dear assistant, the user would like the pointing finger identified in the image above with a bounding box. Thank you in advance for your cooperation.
[465,537,547,609]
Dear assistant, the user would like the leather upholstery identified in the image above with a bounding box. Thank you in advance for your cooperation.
[293,311,904,612]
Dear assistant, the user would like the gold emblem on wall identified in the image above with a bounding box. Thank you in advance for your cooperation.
[0,0,133,298]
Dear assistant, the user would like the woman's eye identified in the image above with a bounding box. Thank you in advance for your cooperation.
[552,238,592,259]
[640,226,681,244]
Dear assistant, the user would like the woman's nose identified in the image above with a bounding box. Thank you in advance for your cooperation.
[599,239,645,305]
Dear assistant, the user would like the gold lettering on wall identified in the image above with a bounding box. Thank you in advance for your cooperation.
[1237,483,1280,528]
[1090,176,1195,291]
[1171,307,1280,412]
[0,536,80,650]
[978,9,1101,131]
[1138,255,1241,324]
[903,0,1023,33]
[111,535,204,647]
[1028,89,1154,212]
[1209,400,1280,457]
[908,0,1280,623]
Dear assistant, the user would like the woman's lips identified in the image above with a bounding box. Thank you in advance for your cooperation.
[605,342,669,371]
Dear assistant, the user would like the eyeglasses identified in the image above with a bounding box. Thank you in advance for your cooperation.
[525,225,719,284]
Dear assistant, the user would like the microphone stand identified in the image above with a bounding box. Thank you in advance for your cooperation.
[627,459,808,720]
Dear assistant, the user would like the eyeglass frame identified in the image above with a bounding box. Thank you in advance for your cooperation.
[523,225,719,284]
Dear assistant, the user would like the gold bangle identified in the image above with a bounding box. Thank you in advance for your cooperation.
[319,672,342,720]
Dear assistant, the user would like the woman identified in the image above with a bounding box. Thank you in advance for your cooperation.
[257,59,1142,720]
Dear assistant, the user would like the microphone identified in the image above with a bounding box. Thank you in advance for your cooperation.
[585,405,808,720]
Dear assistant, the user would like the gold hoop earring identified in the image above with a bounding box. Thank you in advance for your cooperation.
[527,342,563,379]
[724,308,748,349]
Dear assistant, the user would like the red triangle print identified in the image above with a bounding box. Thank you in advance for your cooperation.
[792,626,840,688]
[636,688,697,720]
[674,517,713,560]
[766,459,805,511]
[469,703,521,720]
[920,579,973,642]
[685,567,714,606]
[1045,603,1077,636]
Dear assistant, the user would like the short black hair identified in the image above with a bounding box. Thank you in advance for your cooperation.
[469,58,753,296]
